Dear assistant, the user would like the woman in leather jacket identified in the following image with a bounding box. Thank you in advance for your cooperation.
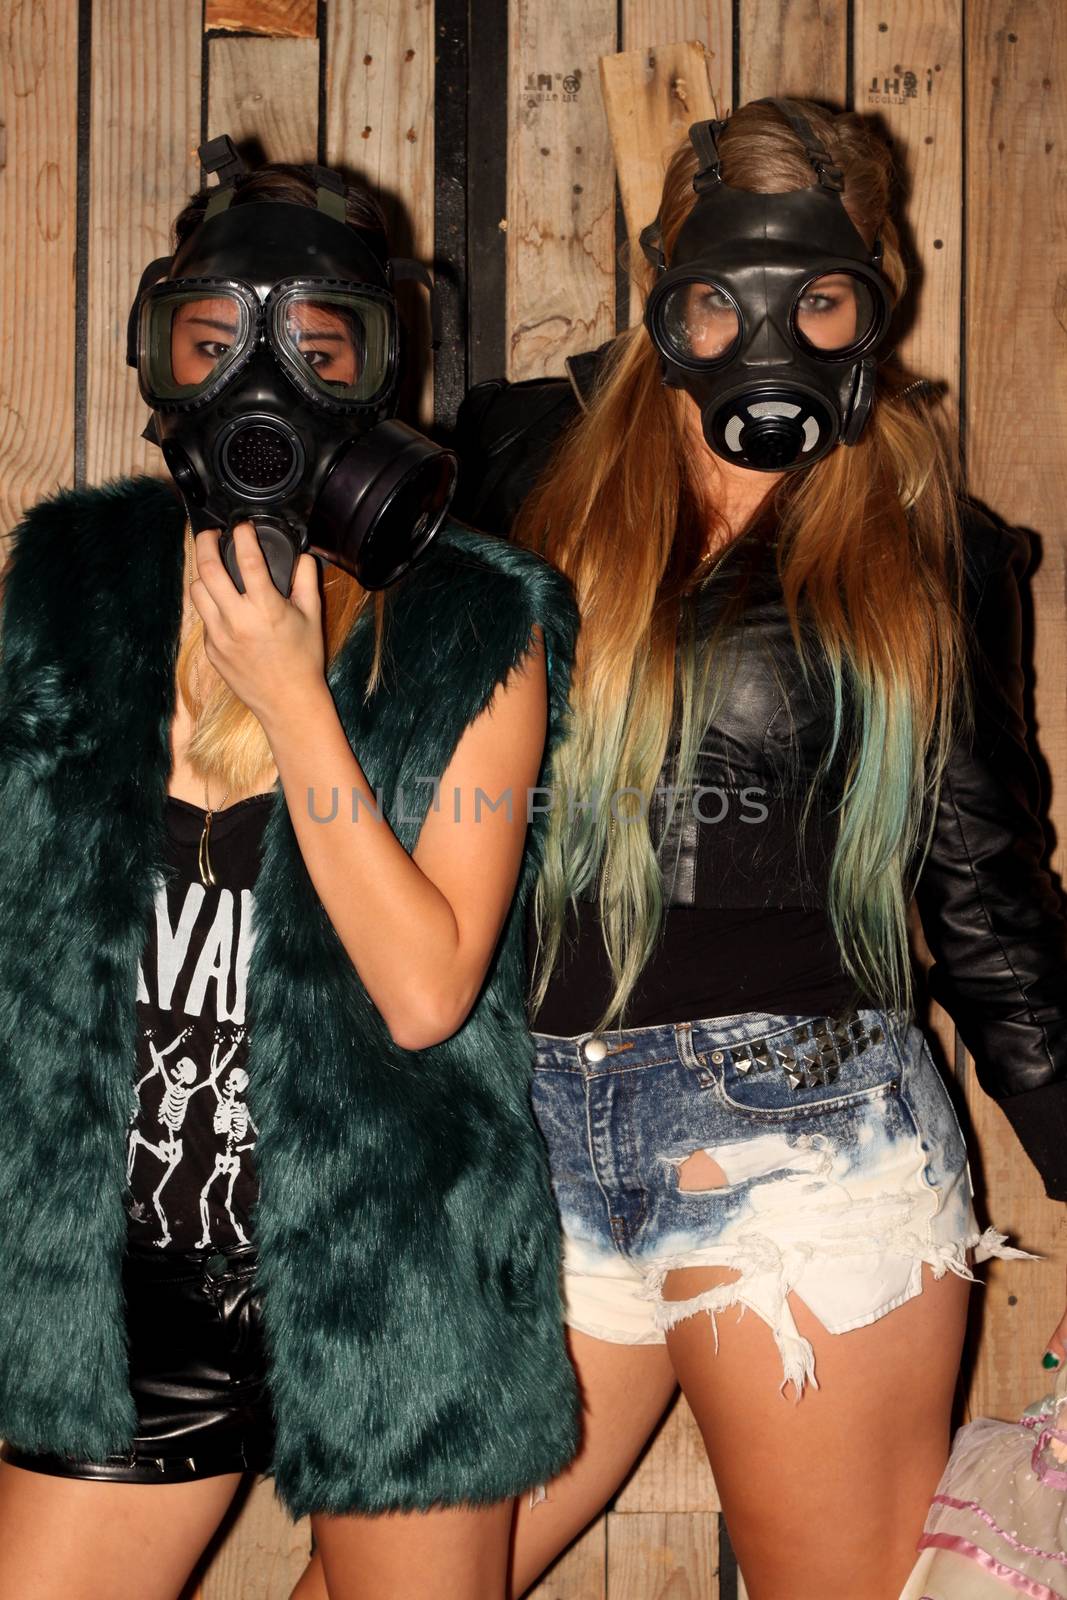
[449,98,1067,1600]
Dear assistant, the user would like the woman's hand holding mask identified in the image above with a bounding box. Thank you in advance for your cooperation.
[189,520,325,731]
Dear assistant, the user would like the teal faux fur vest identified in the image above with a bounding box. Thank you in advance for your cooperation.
[0,474,581,1518]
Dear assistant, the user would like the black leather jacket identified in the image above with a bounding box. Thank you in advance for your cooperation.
[453,346,1067,1202]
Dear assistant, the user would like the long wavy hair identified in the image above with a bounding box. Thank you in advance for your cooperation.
[514,98,969,1033]
[169,164,391,796]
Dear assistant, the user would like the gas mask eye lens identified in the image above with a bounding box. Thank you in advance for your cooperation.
[139,286,253,403]
[792,272,877,356]
[283,299,364,388]
[657,280,741,365]
[171,296,238,384]
[271,287,393,407]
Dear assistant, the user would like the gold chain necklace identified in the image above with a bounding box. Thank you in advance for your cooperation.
[184,521,232,887]
[190,650,232,888]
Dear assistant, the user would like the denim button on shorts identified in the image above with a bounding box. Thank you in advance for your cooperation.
[530,1006,1038,1400]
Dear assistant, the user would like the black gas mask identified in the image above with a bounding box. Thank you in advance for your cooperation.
[127,135,457,594]
[641,99,893,472]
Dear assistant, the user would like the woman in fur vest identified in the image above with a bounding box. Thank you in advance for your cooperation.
[0,152,580,1599]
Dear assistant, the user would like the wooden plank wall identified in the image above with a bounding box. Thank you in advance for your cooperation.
[1,2,1065,1596]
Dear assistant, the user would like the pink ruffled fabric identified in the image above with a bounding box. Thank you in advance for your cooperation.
[897,1369,1067,1599]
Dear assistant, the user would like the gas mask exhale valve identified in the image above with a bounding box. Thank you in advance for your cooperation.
[640,99,893,472]
[127,135,457,594]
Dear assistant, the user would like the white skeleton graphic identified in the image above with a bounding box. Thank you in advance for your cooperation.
[196,1064,258,1248]
[126,1027,243,1247]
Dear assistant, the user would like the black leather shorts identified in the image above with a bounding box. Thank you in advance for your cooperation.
[0,1240,273,1483]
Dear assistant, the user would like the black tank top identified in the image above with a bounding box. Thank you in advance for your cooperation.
[526,899,863,1035]
[526,560,865,1034]
[125,791,276,1250]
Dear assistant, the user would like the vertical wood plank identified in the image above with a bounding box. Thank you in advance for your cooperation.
[962,0,1067,1426]
[197,1476,311,1600]
[525,1519,608,1599]
[207,36,319,162]
[600,40,721,326]
[739,0,847,103]
[612,1392,720,1514]
[853,0,963,400]
[506,0,617,379]
[85,0,200,486]
[606,1512,718,1598]
[326,0,434,423]
[620,0,735,318]
[0,0,79,531]
[622,1,732,105]
[601,40,721,245]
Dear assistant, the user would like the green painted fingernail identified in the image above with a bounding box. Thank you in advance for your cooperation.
[1042,1351,1061,1369]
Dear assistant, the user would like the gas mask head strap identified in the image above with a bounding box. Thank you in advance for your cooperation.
[685,99,845,194]
[125,134,248,372]
[638,115,729,275]
[640,99,849,281]
[388,258,443,350]
[199,136,351,227]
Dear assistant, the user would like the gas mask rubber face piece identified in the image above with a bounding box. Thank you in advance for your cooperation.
[642,102,893,472]
[128,155,457,594]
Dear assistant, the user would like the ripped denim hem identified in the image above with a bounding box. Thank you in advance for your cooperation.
[639,1224,1042,1403]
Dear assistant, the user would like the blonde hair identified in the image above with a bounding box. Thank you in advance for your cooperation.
[514,98,967,1032]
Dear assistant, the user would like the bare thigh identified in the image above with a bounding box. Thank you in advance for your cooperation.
[0,1461,243,1600]
[509,1327,677,1598]
[663,1259,972,1600]
[311,1498,514,1600]
[290,1329,677,1600]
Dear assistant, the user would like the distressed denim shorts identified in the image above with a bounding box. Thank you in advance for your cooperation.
[530,1006,1039,1400]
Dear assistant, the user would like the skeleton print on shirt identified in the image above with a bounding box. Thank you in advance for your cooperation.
[125,794,273,1249]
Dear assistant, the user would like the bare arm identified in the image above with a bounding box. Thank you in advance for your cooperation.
[260,625,547,1051]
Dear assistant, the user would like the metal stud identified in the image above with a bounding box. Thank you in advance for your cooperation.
[728,1012,883,1096]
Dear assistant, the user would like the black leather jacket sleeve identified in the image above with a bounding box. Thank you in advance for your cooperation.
[914,505,1067,1200]
[452,376,584,535]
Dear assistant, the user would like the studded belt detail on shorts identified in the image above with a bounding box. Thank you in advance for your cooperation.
[578,1010,885,1093]
[728,1013,885,1090]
